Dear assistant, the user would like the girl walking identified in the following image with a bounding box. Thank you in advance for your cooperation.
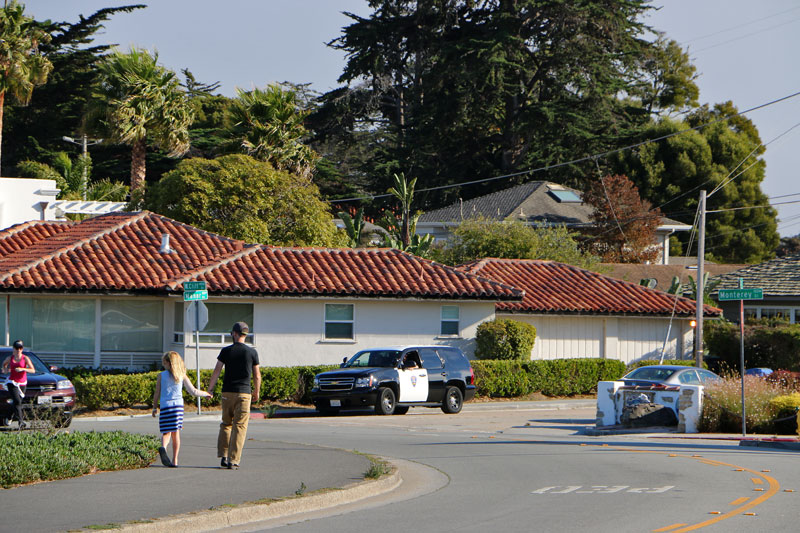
[152,351,211,467]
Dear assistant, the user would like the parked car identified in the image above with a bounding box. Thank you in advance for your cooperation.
[310,345,475,415]
[745,368,773,378]
[620,365,720,389]
[0,348,76,428]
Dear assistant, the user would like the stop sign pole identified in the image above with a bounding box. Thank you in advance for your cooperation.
[184,281,209,414]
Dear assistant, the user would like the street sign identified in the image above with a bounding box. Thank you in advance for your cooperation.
[183,289,208,301]
[718,288,763,301]
[186,301,209,331]
[183,281,206,291]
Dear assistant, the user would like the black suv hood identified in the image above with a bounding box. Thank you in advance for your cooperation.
[318,367,389,378]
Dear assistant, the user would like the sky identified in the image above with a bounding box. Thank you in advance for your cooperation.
[25,1,800,237]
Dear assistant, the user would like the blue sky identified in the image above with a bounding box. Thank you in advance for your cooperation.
[26,1,800,237]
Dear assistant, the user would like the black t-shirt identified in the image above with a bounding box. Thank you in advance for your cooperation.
[218,342,260,394]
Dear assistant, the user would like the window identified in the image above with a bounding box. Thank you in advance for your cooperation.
[101,300,163,352]
[174,302,253,344]
[325,304,354,340]
[440,305,460,336]
[10,297,94,352]
[548,189,582,203]
[761,308,790,321]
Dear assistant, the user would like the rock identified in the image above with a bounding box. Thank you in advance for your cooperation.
[621,403,678,428]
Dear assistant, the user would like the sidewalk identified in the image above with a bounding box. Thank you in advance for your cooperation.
[2,412,379,533]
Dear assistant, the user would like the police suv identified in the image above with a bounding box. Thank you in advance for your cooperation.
[310,345,475,415]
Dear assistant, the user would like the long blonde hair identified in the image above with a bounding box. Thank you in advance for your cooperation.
[162,351,186,383]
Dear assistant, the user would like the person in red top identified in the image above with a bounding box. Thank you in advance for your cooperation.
[2,340,35,429]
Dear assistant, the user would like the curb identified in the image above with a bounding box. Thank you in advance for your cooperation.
[739,439,800,451]
[113,461,402,532]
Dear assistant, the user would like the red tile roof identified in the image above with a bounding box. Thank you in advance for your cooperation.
[0,212,244,290]
[458,258,721,317]
[166,246,523,300]
[0,220,75,258]
[0,212,523,301]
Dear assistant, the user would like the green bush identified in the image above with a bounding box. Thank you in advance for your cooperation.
[475,318,537,360]
[705,320,800,371]
[700,375,789,433]
[473,358,626,398]
[0,430,158,488]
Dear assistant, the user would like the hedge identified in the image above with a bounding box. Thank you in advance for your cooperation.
[475,318,537,360]
[72,359,630,409]
[627,359,705,371]
[472,358,627,398]
[73,365,338,410]
[705,320,800,371]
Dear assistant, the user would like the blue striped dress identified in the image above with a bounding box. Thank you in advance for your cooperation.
[158,371,185,434]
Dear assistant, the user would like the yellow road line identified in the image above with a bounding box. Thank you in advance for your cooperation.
[652,524,688,532]
[751,477,763,485]
[729,497,749,506]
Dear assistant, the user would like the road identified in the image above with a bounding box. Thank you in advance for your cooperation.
[71,402,799,532]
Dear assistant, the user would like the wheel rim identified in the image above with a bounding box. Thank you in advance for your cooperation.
[448,390,461,410]
[382,392,393,412]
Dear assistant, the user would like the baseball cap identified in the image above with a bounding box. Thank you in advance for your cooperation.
[12,340,23,349]
[231,322,249,334]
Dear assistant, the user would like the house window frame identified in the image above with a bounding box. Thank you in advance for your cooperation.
[174,301,254,346]
[742,306,796,324]
[323,303,355,342]
[439,305,461,337]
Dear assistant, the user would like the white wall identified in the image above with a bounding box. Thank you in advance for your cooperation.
[503,313,692,365]
[253,298,493,367]
[0,177,60,229]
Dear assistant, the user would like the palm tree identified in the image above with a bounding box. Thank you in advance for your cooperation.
[226,84,318,180]
[0,1,52,175]
[387,172,416,247]
[93,47,193,194]
[18,152,128,202]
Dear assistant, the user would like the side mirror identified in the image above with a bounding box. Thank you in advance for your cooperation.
[49,365,59,372]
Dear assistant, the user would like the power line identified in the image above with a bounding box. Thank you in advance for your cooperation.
[327,89,800,204]
[691,16,800,54]
[677,6,800,45]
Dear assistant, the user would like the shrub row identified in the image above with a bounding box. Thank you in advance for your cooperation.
[0,430,158,488]
[705,320,800,372]
[72,359,628,409]
[472,358,627,397]
[73,366,338,410]
[627,359,705,370]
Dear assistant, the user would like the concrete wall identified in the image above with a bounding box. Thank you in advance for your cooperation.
[503,313,693,365]
[596,381,703,433]
[0,177,60,229]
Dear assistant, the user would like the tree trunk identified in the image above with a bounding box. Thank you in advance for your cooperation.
[130,138,146,193]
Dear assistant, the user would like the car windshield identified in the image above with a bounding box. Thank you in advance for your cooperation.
[0,351,49,375]
[624,367,678,382]
[344,350,402,368]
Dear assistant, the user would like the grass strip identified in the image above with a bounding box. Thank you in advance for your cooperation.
[0,430,158,488]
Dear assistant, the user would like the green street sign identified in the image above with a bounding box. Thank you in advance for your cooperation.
[718,288,763,301]
[184,289,208,301]
[183,281,206,291]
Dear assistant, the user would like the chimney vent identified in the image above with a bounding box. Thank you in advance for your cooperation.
[159,233,173,254]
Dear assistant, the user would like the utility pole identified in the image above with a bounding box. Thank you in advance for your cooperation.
[63,134,102,200]
[695,190,706,368]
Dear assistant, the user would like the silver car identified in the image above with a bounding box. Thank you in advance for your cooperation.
[620,365,720,388]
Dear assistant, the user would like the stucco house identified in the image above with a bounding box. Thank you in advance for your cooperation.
[417,181,691,265]
[0,212,522,370]
[711,253,800,323]
[457,258,721,365]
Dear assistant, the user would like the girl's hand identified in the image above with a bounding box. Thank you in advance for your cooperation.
[202,391,212,398]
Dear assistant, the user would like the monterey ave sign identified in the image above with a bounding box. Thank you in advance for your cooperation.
[183,280,208,301]
[718,288,763,301]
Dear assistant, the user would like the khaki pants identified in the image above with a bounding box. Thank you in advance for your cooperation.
[217,392,251,464]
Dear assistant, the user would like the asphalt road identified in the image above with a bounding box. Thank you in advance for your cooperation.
[8,401,800,532]
[226,403,800,533]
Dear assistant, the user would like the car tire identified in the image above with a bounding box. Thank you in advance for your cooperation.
[0,415,9,427]
[394,406,409,415]
[441,386,463,414]
[375,387,396,415]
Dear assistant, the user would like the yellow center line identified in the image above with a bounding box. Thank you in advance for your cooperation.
[751,477,763,485]
[592,446,780,532]
[653,524,688,532]
[729,497,749,506]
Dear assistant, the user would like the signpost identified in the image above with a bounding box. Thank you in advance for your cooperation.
[184,281,208,414]
[719,279,763,437]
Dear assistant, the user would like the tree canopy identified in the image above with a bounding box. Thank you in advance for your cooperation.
[434,216,600,270]
[145,154,345,247]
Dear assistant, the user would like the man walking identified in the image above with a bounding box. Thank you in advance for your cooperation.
[207,322,260,469]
